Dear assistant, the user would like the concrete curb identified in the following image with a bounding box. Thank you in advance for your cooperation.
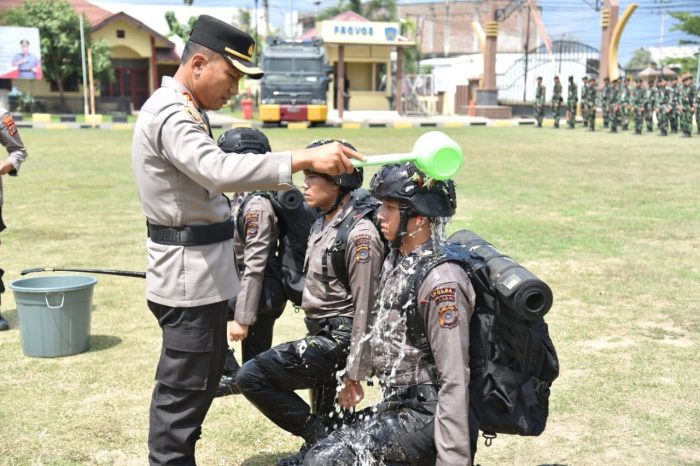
[14,118,541,130]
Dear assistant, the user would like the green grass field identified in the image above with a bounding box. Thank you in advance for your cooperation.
[0,126,698,465]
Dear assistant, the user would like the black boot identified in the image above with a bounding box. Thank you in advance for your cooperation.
[0,313,8,331]
[276,419,329,466]
[622,124,629,131]
[603,122,609,128]
[683,131,691,138]
[610,127,617,133]
[660,129,668,136]
[635,129,642,135]
[214,349,241,397]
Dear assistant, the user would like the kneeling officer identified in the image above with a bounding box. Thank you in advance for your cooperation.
[305,163,478,465]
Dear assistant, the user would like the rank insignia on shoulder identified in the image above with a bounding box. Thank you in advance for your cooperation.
[183,106,203,125]
[438,304,459,329]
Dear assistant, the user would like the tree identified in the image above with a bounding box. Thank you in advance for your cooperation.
[669,13,700,74]
[165,11,197,42]
[670,12,700,38]
[626,48,655,70]
[318,0,397,22]
[2,0,114,107]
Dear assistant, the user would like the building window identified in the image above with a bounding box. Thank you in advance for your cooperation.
[117,29,125,38]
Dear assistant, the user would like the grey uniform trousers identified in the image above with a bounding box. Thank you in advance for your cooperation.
[147,300,228,466]
[303,384,480,466]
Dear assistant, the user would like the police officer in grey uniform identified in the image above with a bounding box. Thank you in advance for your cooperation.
[131,15,362,466]
[213,128,290,397]
[236,139,384,466]
[0,108,27,331]
[305,162,477,466]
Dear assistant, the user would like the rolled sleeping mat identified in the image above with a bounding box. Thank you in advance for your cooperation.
[448,230,553,321]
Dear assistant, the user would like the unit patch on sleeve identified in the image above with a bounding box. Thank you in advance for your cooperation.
[430,287,456,304]
[438,304,459,329]
[3,114,17,135]
[352,233,372,263]
[244,212,260,238]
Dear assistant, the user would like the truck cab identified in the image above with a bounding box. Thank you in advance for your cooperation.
[259,38,330,124]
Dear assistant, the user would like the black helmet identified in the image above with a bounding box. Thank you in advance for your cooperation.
[305,139,363,189]
[370,163,456,217]
[217,127,271,155]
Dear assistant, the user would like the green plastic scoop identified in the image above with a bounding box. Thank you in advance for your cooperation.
[351,131,464,180]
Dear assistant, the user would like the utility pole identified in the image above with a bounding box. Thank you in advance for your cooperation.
[523,5,531,102]
[254,0,259,64]
[444,0,450,57]
[264,0,270,37]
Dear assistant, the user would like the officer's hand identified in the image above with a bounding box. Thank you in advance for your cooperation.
[229,322,249,342]
[338,377,364,409]
[291,141,365,177]
[0,160,14,176]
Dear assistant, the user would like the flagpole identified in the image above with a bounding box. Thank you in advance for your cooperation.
[79,14,89,117]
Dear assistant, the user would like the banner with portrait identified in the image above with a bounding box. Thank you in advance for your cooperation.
[0,26,43,80]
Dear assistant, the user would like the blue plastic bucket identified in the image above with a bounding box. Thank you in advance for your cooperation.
[10,275,97,357]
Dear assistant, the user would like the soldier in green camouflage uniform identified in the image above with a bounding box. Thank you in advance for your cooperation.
[552,76,563,128]
[656,79,670,136]
[601,77,611,128]
[669,76,680,133]
[567,76,578,129]
[581,76,589,127]
[535,76,545,128]
[631,78,645,135]
[587,77,597,131]
[695,84,700,135]
[679,73,696,137]
[645,80,656,132]
[609,78,621,133]
[620,77,631,130]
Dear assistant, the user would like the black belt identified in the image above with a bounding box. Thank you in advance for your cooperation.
[304,316,352,335]
[147,220,234,246]
[384,384,439,402]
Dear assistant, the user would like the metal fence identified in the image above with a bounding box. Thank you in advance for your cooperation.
[7,95,131,114]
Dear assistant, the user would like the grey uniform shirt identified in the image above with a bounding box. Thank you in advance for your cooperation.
[132,77,292,307]
[301,198,384,380]
[232,193,279,325]
[370,242,475,466]
[0,109,27,207]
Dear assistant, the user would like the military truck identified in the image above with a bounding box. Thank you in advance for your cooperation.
[259,38,330,124]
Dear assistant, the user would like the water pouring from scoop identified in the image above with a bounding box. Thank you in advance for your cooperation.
[351,131,463,180]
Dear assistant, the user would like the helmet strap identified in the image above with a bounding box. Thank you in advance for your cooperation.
[322,189,350,217]
[394,206,415,250]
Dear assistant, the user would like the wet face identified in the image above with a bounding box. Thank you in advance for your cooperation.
[377,199,401,241]
[302,171,339,211]
[192,54,242,110]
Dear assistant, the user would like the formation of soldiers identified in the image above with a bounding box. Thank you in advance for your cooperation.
[534,73,700,137]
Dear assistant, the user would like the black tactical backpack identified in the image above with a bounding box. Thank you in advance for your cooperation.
[400,229,559,443]
[235,187,318,311]
[325,188,388,291]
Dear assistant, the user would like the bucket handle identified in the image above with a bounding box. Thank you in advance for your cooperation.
[45,292,65,309]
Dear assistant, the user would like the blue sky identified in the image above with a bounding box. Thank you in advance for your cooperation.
[95,0,699,63]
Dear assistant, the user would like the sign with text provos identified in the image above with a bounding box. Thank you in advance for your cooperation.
[319,21,402,45]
